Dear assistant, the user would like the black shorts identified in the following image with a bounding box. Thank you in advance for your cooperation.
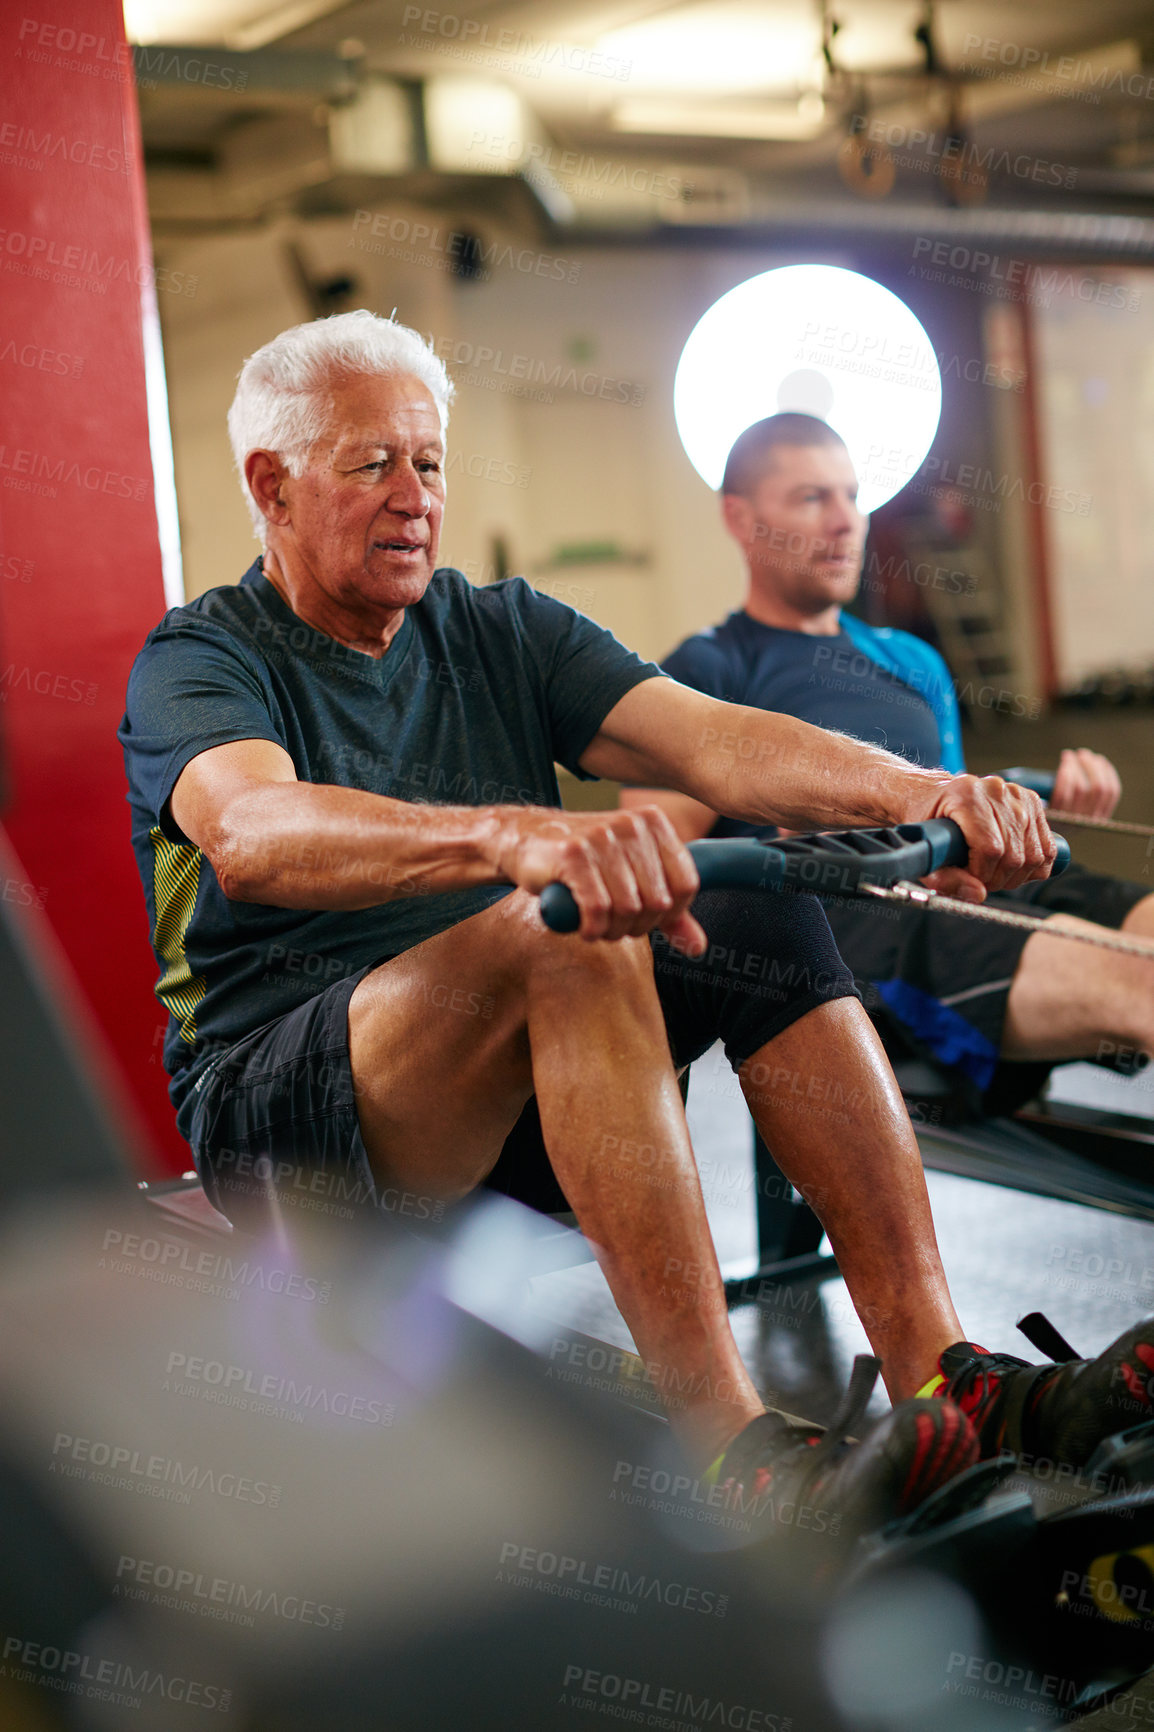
[183,887,858,1230]
[823,862,1149,1114]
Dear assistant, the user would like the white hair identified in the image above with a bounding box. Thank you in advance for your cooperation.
[226,309,454,542]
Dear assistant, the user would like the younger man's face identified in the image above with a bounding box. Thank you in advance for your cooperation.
[726,443,867,616]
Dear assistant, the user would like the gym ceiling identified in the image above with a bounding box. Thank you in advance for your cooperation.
[128,0,1154,249]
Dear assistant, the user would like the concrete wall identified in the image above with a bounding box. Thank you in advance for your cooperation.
[161,213,1154,710]
[1032,264,1154,686]
[158,217,817,662]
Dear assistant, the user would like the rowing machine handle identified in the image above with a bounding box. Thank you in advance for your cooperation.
[538,820,1070,933]
[1002,766,1056,800]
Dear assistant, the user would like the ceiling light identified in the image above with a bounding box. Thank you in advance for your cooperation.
[121,0,348,48]
[829,2,926,73]
[673,265,942,513]
[329,78,414,175]
[596,1,822,95]
[424,77,532,173]
[613,95,825,139]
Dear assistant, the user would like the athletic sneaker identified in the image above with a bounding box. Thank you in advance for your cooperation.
[713,1355,979,1552]
[925,1323,1154,1468]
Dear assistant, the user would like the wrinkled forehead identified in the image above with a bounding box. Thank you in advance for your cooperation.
[313,369,445,457]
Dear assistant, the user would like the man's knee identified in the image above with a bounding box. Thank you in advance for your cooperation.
[409,888,658,1006]
[518,900,657,991]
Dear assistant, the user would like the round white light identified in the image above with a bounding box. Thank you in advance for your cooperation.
[673,264,942,513]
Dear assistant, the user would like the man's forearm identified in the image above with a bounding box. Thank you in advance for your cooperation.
[212,782,517,908]
[678,706,951,832]
[587,684,953,831]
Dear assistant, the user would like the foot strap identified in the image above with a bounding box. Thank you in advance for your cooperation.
[717,1355,883,1494]
[998,1360,1058,1457]
[1018,1311,1080,1363]
[794,1355,883,1483]
[826,1354,883,1445]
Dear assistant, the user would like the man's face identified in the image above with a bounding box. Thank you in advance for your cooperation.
[278,369,446,616]
[728,443,867,614]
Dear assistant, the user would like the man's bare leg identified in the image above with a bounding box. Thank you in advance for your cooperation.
[1001,897,1154,1063]
[348,891,763,1467]
[524,930,766,1466]
[1123,894,1154,940]
[740,998,964,1404]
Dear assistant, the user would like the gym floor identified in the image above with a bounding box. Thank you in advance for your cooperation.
[541,706,1154,1729]
[530,1047,1154,1730]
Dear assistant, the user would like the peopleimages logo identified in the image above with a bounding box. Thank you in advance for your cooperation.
[398,7,632,80]
[848,114,1077,189]
[610,1457,840,1537]
[164,1351,396,1426]
[0,443,147,500]
[49,1432,282,1507]
[2,1637,230,1713]
[350,210,581,283]
[99,1227,333,1303]
[115,1554,344,1630]
[0,227,197,296]
[429,333,645,406]
[498,1542,728,1617]
[559,1664,790,1729]
[944,1650,1086,1712]
[0,121,130,173]
[960,33,1154,103]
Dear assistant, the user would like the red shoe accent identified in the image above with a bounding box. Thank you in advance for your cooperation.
[1122,1361,1152,1404]
[906,1409,936,1500]
[902,1405,976,1511]
[955,1381,996,1423]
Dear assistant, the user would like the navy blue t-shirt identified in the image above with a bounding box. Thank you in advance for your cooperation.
[664,611,942,838]
[119,562,661,1122]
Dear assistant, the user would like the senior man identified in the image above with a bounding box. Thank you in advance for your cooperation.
[120,315,1150,1537]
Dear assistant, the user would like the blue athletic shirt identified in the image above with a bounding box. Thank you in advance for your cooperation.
[664,607,993,1083]
[663,609,964,837]
[119,561,662,1128]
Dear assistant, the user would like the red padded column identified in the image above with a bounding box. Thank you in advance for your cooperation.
[1,2,183,1168]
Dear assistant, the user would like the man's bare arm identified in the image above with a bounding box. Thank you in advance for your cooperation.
[581,678,1055,897]
[168,738,709,948]
[622,788,716,844]
[583,678,943,832]
[171,738,526,909]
